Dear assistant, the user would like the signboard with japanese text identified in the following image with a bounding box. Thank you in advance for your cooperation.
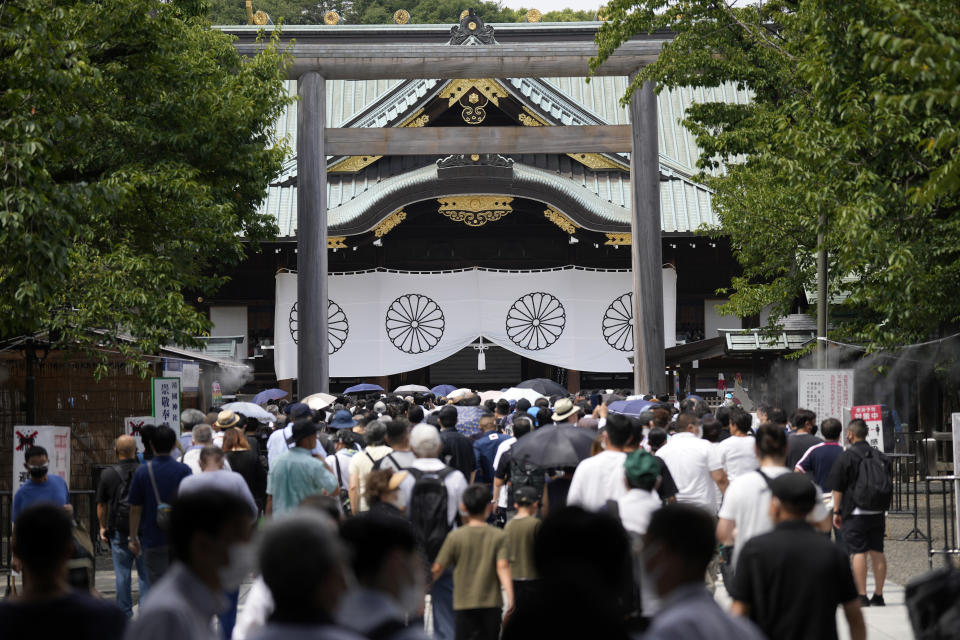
[151,377,181,436]
[797,369,854,424]
[162,359,200,393]
[123,416,155,453]
[851,405,885,451]
[12,426,71,495]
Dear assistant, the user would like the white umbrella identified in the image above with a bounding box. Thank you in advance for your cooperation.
[501,387,544,403]
[448,388,473,402]
[478,390,503,403]
[394,384,431,394]
[220,401,274,421]
[302,392,336,411]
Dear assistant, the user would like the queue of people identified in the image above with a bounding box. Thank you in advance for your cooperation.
[2,389,894,640]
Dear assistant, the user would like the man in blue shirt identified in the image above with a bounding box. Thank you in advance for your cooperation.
[127,425,192,585]
[12,445,71,523]
[472,412,508,490]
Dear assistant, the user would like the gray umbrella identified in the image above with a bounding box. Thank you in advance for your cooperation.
[508,424,597,468]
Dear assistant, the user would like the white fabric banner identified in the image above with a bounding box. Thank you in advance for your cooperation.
[274,267,677,379]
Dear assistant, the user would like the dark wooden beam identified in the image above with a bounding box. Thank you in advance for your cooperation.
[324,125,632,156]
[297,72,330,394]
[232,41,666,79]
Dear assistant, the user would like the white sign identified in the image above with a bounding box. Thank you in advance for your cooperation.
[274,267,679,380]
[123,416,155,453]
[12,426,71,494]
[152,377,181,436]
[162,359,200,393]
[797,369,854,423]
[851,405,884,451]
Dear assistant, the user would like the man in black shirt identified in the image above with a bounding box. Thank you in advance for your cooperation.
[437,405,476,481]
[96,435,149,616]
[828,419,892,607]
[786,408,822,469]
[731,473,865,640]
[1,504,126,639]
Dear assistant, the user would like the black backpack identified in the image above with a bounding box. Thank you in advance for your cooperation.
[508,457,546,505]
[406,466,455,562]
[107,463,138,536]
[850,446,893,511]
[373,452,403,471]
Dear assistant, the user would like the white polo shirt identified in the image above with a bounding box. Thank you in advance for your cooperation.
[566,450,628,512]
[715,435,760,482]
[656,432,723,511]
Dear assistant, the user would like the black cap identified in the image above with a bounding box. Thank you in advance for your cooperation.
[514,485,539,506]
[286,417,320,445]
[770,472,817,514]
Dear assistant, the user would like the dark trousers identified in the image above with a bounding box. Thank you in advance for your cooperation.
[454,607,501,640]
[512,579,541,613]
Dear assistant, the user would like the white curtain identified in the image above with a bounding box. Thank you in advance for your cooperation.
[274,267,677,379]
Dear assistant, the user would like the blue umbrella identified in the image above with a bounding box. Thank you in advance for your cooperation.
[252,388,288,405]
[430,384,456,397]
[455,405,486,437]
[608,399,655,418]
[344,383,384,394]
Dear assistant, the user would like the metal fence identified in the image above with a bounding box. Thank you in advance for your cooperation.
[924,476,959,569]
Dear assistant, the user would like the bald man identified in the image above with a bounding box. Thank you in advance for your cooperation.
[96,435,150,616]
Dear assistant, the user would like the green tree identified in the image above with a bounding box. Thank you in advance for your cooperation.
[0,0,292,371]
[594,0,960,348]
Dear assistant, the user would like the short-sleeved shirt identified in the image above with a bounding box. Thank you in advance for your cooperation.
[0,589,126,640]
[434,525,509,610]
[12,474,70,523]
[375,449,418,473]
[718,466,829,568]
[439,429,477,479]
[566,450,628,512]
[786,432,823,470]
[714,435,759,482]
[96,459,140,533]
[826,441,891,518]
[398,458,468,527]
[473,431,509,485]
[730,520,858,640]
[348,445,393,512]
[127,455,193,548]
[331,449,356,490]
[654,433,723,511]
[503,516,541,580]
[653,456,679,502]
[795,441,843,491]
[267,447,339,516]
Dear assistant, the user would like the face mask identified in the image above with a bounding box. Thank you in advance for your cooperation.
[28,465,47,479]
[217,542,255,591]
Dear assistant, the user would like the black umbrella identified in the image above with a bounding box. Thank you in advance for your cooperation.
[509,424,597,469]
[516,377,568,397]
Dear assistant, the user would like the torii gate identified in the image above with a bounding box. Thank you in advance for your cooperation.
[228,14,670,396]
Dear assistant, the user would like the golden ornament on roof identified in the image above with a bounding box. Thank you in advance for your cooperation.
[253,10,269,25]
[525,9,542,22]
[324,10,340,24]
[460,9,470,19]
[393,9,410,24]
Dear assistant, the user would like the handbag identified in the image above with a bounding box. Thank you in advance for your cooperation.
[146,461,173,532]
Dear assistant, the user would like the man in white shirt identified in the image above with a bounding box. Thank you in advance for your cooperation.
[266,405,326,468]
[656,413,725,512]
[714,407,759,483]
[567,414,634,511]
[348,421,393,514]
[717,423,831,571]
[179,424,231,475]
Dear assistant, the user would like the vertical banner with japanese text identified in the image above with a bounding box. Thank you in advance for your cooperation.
[151,377,181,436]
[12,426,71,494]
[797,369,854,424]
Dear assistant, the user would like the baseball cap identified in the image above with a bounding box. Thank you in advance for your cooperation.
[770,472,817,514]
[624,449,660,488]
[514,485,539,506]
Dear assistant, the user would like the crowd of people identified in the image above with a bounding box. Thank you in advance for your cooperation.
[2,387,895,640]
